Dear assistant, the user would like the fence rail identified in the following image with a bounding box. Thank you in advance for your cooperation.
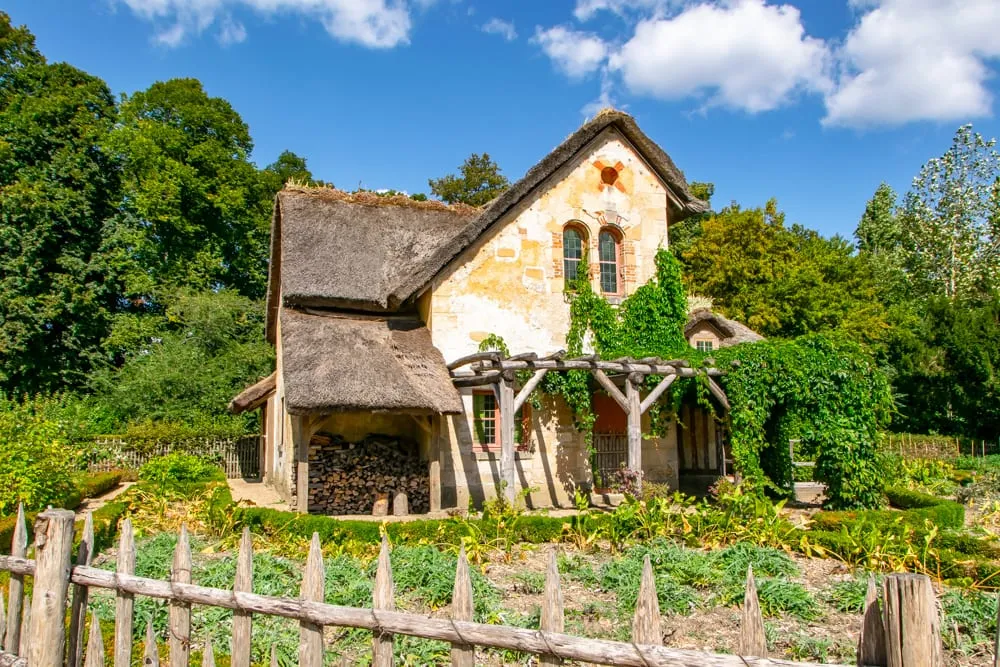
[87,435,261,479]
[1,507,956,667]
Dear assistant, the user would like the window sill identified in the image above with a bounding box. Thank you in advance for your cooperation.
[474,450,534,461]
[603,295,624,305]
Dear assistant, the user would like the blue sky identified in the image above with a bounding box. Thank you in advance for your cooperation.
[7,0,1000,239]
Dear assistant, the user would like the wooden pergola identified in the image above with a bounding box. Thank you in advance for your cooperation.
[448,350,729,501]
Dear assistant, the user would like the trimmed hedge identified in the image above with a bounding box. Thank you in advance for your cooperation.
[235,507,573,547]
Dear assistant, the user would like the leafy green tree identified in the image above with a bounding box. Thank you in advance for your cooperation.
[260,149,324,199]
[669,181,714,261]
[428,153,509,206]
[899,125,1000,301]
[0,52,121,392]
[90,290,274,430]
[683,200,886,345]
[856,183,909,305]
[105,78,272,302]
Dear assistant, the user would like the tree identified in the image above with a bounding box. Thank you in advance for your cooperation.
[428,153,509,206]
[260,150,321,199]
[0,55,120,393]
[105,78,272,302]
[0,11,42,90]
[855,183,909,305]
[899,125,1000,301]
[90,290,274,430]
[683,199,887,345]
[669,181,714,261]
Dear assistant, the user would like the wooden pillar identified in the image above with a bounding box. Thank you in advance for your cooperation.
[292,415,310,513]
[882,573,942,667]
[28,509,76,667]
[429,417,442,513]
[626,373,643,493]
[499,373,516,505]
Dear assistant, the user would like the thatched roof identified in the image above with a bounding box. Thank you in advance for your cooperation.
[280,309,462,415]
[685,308,764,347]
[228,372,277,415]
[265,188,477,339]
[265,110,707,338]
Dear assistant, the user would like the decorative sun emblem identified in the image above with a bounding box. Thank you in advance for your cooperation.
[592,160,627,192]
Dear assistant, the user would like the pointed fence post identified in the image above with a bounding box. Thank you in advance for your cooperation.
[17,596,29,659]
[540,550,565,666]
[373,534,395,667]
[499,373,517,505]
[115,519,137,667]
[858,576,887,667]
[84,613,105,667]
[169,525,192,667]
[231,527,254,667]
[143,618,159,667]
[4,504,27,654]
[450,546,474,667]
[299,533,324,667]
[69,512,95,667]
[269,645,278,667]
[202,640,216,667]
[28,509,76,667]
[632,555,661,646]
[882,573,942,667]
[739,565,766,658]
[0,593,5,652]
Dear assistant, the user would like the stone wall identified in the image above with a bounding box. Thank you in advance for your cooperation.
[308,433,429,514]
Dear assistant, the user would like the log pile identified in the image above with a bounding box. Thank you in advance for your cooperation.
[308,433,429,514]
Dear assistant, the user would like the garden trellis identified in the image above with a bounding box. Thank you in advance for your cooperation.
[0,507,958,667]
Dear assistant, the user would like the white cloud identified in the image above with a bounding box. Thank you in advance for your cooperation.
[217,15,247,44]
[823,0,1000,127]
[117,0,414,49]
[608,0,830,113]
[481,17,516,41]
[573,0,672,22]
[532,25,608,79]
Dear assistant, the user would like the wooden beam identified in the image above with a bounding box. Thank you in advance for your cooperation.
[707,377,730,412]
[507,352,538,362]
[514,370,548,413]
[538,349,566,361]
[593,370,628,411]
[452,359,717,376]
[639,375,676,414]
[626,376,642,493]
[447,351,501,371]
[499,376,516,504]
[453,372,502,388]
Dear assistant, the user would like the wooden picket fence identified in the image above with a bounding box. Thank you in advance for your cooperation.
[87,435,262,479]
[0,507,962,667]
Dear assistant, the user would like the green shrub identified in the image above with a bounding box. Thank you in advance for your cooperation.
[139,453,223,486]
[0,395,82,514]
[942,589,999,653]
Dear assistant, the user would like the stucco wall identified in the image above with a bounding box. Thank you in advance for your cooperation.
[427,128,680,507]
[428,128,671,362]
[686,321,723,351]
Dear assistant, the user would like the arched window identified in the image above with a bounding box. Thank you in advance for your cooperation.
[598,228,622,295]
[562,224,586,283]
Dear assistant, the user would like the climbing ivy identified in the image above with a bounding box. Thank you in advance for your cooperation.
[482,247,892,509]
[715,335,892,509]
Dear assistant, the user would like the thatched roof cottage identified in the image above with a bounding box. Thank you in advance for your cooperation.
[233,110,761,514]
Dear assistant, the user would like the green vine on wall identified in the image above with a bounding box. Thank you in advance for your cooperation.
[479,248,892,509]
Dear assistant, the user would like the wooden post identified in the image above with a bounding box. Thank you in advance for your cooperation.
[499,373,516,505]
[143,618,159,667]
[4,504,26,654]
[202,640,216,667]
[293,415,311,513]
[170,525,192,667]
[739,566,766,658]
[626,374,643,494]
[299,533,324,667]
[993,590,1000,667]
[115,519,137,667]
[373,534,395,667]
[27,509,75,667]
[882,573,942,667]
[68,512,95,667]
[84,612,104,667]
[232,527,253,667]
[540,550,565,665]
[632,555,661,646]
[0,593,5,652]
[17,596,29,659]
[269,645,278,667]
[451,546,474,667]
[858,576,887,667]
[392,490,409,517]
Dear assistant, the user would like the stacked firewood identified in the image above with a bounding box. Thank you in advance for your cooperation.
[308,433,429,514]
